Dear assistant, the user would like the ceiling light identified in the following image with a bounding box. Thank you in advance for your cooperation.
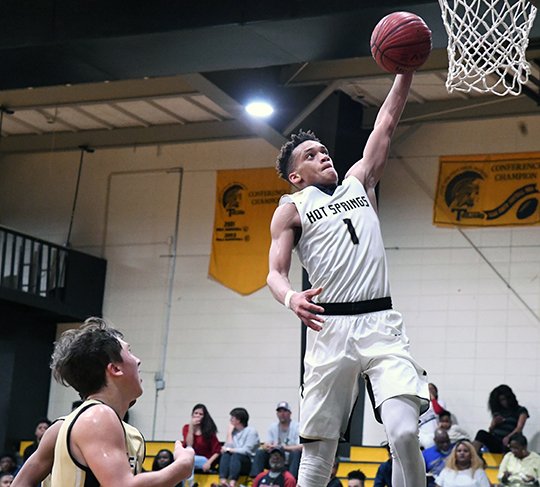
[245,100,274,118]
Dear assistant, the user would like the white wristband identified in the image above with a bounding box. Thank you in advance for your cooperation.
[284,289,296,309]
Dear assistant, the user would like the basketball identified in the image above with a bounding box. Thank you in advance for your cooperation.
[370,12,432,74]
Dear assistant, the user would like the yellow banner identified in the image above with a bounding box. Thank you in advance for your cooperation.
[434,152,540,227]
[209,167,290,295]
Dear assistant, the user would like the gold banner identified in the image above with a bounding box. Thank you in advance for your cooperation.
[208,167,290,295]
[434,152,540,227]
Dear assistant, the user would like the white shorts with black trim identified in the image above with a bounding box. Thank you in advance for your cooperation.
[299,309,429,441]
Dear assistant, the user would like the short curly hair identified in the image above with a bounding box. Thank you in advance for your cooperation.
[276,129,320,181]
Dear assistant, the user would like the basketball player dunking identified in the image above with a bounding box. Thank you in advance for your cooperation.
[267,72,429,487]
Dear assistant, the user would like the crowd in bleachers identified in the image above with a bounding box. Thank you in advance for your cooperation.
[7,382,540,487]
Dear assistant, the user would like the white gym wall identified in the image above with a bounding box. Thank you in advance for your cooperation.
[0,113,538,448]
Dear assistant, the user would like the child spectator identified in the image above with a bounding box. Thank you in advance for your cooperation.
[438,411,469,444]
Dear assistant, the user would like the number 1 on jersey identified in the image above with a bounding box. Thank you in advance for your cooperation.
[343,218,359,244]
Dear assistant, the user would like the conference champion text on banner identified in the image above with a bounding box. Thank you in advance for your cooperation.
[209,167,290,295]
[434,152,540,227]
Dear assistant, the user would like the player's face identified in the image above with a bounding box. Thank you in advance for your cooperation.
[118,339,143,399]
[347,479,363,487]
[289,141,338,188]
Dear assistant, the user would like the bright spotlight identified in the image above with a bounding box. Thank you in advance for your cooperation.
[245,101,274,118]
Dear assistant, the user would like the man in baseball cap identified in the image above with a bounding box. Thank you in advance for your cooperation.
[252,446,296,487]
[250,402,302,480]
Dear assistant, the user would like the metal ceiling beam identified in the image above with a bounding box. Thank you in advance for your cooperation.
[0,120,254,154]
[0,76,197,110]
[281,48,540,87]
[362,94,540,127]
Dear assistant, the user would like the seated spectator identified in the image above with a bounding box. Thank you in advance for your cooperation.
[250,401,302,480]
[473,384,529,453]
[218,407,260,487]
[152,449,182,487]
[252,447,296,487]
[438,410,469,444]
[347,470,366,487]
[498,433,540,486]
[0,454,18,477]
[423,429,453,487]
[182,404,221,472]
[374,442,392,487]
[0,473,13,487]
[326,458,342,487]
[22,418,51,462]
[419,383,447,449]
[435,440,489,487]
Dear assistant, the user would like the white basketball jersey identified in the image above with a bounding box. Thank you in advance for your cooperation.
[281,176,390,303]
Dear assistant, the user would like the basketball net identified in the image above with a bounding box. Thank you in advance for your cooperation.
[438,0,538,96]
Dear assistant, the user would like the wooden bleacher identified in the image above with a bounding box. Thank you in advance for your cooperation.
[19,440,504,486]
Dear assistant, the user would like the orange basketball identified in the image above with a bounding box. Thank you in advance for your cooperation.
[371,12,432,74]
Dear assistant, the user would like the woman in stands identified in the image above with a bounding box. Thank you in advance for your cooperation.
[152,449,183,487]
[473,385,529,453]
[436,440,490,487]
[182,404,221,472]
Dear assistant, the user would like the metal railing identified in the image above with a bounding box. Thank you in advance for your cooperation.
[0,226,68,300]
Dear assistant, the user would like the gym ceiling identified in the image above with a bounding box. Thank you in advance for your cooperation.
[0,0,538,153]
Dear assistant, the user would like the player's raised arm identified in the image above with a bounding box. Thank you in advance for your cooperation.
[267,203,325,331]
[346,72,413,204]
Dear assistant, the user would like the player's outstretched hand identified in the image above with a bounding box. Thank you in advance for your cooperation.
[289,287,325,331]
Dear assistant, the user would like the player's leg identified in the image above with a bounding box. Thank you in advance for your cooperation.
[287,449,302,479]
[299,317,359,487]
[379,395,425,487]
[297,438,338,487]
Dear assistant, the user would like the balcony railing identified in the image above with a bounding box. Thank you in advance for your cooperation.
[0,225,106,320]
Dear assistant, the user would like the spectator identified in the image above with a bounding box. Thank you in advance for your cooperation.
[435,440,489,487]
[250,401,302,479]
[498,433,540,486]
[419,383,447,449]
[423,429,453,487]
[252,447,296,487]
[0,455,18,477]
[22,418,51,462]
[438,411,469,444]
[347,470,366,487]
[218,407,260,487]
[326,458,342,487]
[374,443,392,487]
[0,473,13,487]
[473,384,529,453]
[183,404,221,472]
[152,449,183,487]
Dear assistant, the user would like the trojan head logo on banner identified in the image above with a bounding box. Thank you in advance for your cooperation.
[434,152,540,227]
[209,167,290,295]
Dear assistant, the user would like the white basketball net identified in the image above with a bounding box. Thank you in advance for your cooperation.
[438,0,538,96]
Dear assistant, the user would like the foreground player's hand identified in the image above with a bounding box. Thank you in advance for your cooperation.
[290,287,325,331]
[174,441,195,466]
